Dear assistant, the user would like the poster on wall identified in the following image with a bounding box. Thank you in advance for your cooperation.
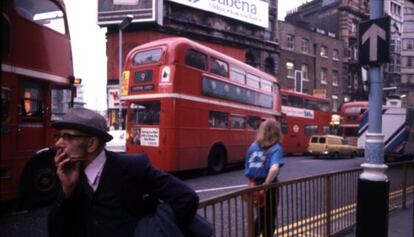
[98,0,162,26]
[168,0,269,28]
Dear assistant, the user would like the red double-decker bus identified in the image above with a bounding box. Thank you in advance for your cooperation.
[1,0,74,204]
[121,37,281,173]
[280,89,332,154]
[338,101,368,146]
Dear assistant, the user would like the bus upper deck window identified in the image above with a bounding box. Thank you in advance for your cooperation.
[229,67,245,84]
[1,88,11,122]
[260,80,272,92]
[15,0,66,34]
[185,49,207,70]
[210,58,228,77]
[133,49,163,65]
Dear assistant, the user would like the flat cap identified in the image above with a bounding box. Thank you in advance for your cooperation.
[52,108,113,142]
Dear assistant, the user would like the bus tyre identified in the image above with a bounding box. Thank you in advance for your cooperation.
[20,153,59,207]
[208,146,226,174]
[331,152,339,159]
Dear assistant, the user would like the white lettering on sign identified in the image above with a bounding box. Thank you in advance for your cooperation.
[140,128,159,147]
[282,106,314,119]
[168,0,269,28]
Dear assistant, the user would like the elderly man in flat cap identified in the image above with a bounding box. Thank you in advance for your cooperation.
[48,108,199,237]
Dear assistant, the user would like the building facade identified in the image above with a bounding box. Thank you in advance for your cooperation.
[384,0,404,98]
[278,21,345,111]
[97,0,280,128]
[401,0,414,100]
[285,0,369,102]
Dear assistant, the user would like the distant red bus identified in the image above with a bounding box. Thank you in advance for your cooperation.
[1,0,74,204]
[338,101,368,146]
[121,37,281,173]
[280,89,332,154]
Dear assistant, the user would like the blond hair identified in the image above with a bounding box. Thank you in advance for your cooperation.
[256,118,281,148]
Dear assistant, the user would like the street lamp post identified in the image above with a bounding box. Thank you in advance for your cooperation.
[118,15,133,130]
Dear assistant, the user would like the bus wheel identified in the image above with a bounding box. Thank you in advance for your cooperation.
[331,152,339,159]
[20,151,59,207]
[208,146,226,174]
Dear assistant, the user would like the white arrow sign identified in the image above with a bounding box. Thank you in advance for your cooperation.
[362,23,386,61]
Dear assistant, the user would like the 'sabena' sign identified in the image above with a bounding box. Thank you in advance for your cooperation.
[169,0,269,28]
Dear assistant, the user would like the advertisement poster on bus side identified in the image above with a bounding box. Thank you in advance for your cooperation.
[282,106,314,119]
[140,128,159,147]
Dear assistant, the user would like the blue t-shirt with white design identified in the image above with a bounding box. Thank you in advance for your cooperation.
[244,142,284,180]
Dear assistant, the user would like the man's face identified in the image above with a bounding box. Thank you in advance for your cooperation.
[54,129,91,159]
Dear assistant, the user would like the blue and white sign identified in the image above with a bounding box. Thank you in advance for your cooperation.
[282,106,314,119]
[169,0,269,28]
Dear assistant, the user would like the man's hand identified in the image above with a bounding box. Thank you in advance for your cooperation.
[55,148,81,198]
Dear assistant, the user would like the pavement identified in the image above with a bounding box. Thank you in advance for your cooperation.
[339,204,413,237]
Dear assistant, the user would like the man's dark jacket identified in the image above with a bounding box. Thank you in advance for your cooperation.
[48,150,199,237]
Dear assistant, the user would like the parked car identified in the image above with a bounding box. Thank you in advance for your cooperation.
[106,130,126,153]
[307,135,357,159]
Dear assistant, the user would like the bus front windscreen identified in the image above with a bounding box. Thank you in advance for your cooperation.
[130,101,160,125]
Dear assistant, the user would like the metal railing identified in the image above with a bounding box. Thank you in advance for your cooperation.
[198,160,414,237]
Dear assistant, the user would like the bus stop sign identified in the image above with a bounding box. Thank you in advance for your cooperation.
[358,16,390,66]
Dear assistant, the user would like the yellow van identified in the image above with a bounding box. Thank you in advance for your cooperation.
[308,135,357,159]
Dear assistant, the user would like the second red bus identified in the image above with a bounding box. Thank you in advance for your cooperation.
[280,89,332,154]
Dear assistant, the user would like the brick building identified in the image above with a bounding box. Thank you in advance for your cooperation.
[401,0,414,100]
[278,21,345,111]
[97,0,280,127]
[285,0,369,102]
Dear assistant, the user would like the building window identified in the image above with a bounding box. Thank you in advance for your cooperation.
[351,22,357,35]
[404,21,414,33]
[403,39,414,49]
[264,57,275,75]
[321,68,328,84]
[332,49,339,61]
[286,61,294,78]
[401,74,408,84]
[320,46,328,58]
[301,64,309,80]
[301,38,309,53]
[391,2,402,16]
[332,96,339,112]
[404,56,414,67]
[332,70,339,86]
[287,34,295,50]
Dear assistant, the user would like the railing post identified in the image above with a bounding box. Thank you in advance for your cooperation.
[325,175,331,236]
[247,193,255,237]
[402,164,407,208]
